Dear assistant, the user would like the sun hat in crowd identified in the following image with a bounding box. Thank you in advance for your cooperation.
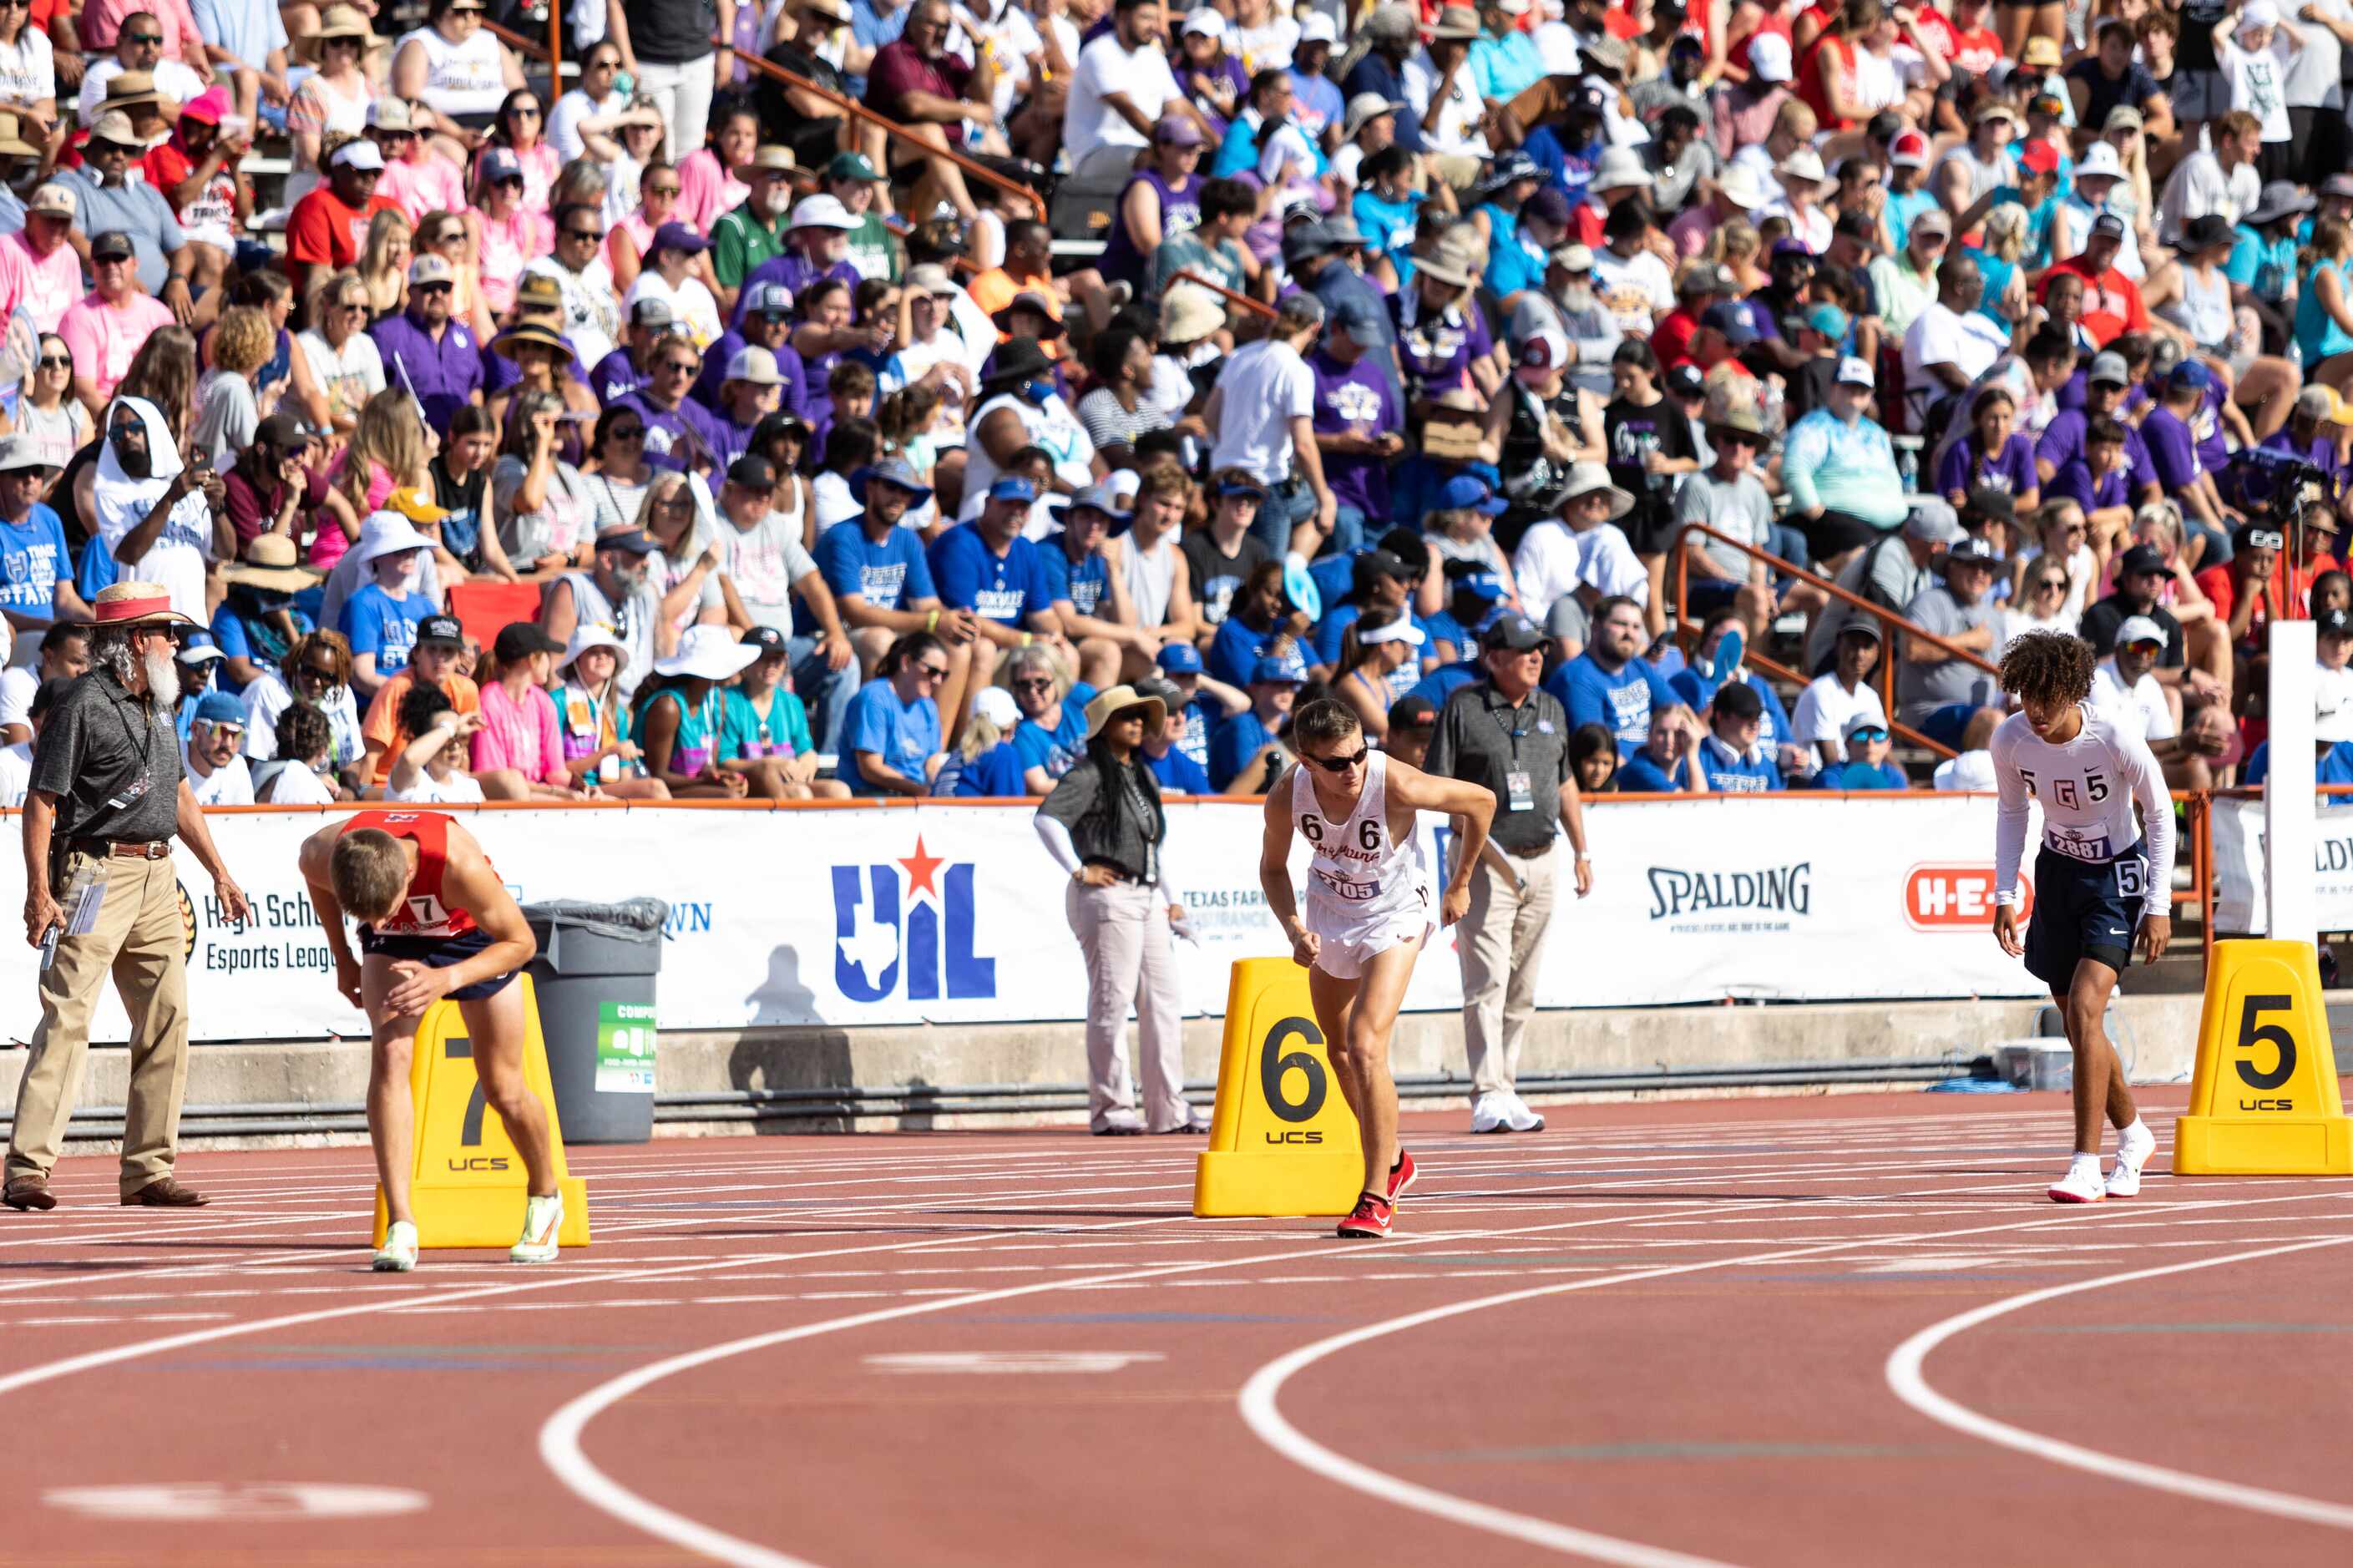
[85,111,147,150]
[84,581,194,628]
[349,513,435,570]
[296,3,372,63]
[991,291,1065,335]
[787,195,858,230]
[2247,180,2317,227]
[559,625,630,677]
[2073,140,2125,183]
[1083,683,1166,741]
[1159,283,1224,343]
[1559,462,1634,520]
[1415,231,1479,288]
[655,624,762,682]
[736,144,796,175]
[220,534,317,594]
[1343,93,1405,141]
[981,336,1060,393]
[0,433,51,473]
[1429,4,1481,39]
[1592,145,1648,193]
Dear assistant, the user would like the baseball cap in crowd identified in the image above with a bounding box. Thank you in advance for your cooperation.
[1888,129,1930,168]
[1152,113,1205,147]
[2168,359,2211,392]
[1156,642,1203,676]
[331,138,385,172]
[26,182,71,221]
[1836,619,1884,644]
[1770,236,1815,265]
[1071,477,1134,521]
[1834,356,1875,388]
[191,690,244,728]
[2074,141,2127,185]
[175,632,225,671]
[1910,207,1954,241]
[2117,544,2169,578]
[2091,211,2128,242]
[2320,606,2353,637]
[1248,656,1304,685]
[1181,6,1226,34]
[741,625,788,654]
[493,622,565,663]
[1905,500,1964,544]
[1359,549,1413,584]
[1963,486,2016,526]
[2115,615,2167,650]
[2298,384,2344,422]
[788,195,858,230]
[1519,325,1569,373]
[854,456,933,507]
[89,230,134,262]
[592,524,659,555]
[1841,711,1891,743]
[726,346,786,386]
[2087,352,2130,386]
[1388,693,1438,736]
[1712,680,1763,721]
[1701,301,1759,348]
[1946,535,2003,566]
[366,96,412,132]
[1439,473,1507,516]
[478,146,522,185]
[0,434,50,473]
[725,455,777,493]
[972,685,1021,730]
[1551,243,1596,274]
[1216,474,1268,502]
[1747,32,1793,82]
[256,412,318,452]
[651,221,709,255]
[415,615,465,650]
[1803,302,1850,341]
[1329,293,1385,343]
[1666,362,1705,399]
[2326,173,2353,200]
[408,253,455,287]
[1677,261,1730,299]
[1523,186,1573,229]
[2017,139,2060,177]
[1481,612,1545,652]
[825,149,888,184]
[987,475,1039,504]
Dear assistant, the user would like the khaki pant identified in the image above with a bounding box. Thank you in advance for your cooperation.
[1065,879,1187,1131]
[1456,850,1558,1096]
[6,852,191,1199]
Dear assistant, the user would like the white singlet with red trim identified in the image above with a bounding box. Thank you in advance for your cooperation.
[1290,751,1430,979]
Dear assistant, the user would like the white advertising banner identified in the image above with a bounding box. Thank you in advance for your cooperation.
[0,795,2046,1044]
[2209,795,2353,936]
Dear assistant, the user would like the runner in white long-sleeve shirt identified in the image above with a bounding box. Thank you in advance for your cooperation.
[1988,631,2176,1205]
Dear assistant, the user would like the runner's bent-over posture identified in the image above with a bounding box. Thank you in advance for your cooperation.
[1259,698,1495,1237]
[1989,631,2173,1204]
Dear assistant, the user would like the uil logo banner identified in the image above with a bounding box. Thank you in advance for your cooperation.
[1194,958,1365,1217]
[831,836,997,1004]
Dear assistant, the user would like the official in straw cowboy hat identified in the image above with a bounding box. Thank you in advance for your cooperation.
[1035,682,1207,1136]
[2,584,251,1214]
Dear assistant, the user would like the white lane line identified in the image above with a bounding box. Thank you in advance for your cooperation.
[1884,1236,2353,1530]
[1232,1201,2353,1566]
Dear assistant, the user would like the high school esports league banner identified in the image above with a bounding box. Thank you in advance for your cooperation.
[2208,795,2353,936]
[0,796,2047,1044]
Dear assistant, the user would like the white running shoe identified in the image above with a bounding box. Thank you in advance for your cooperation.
[2047,1161,2107,1204]
[372,1219,418,1272]
[1502,1092,1546,1133]
[1470,1090,1514,1133]
[2108,1122,2158,1198]
[510,1193,563,1263]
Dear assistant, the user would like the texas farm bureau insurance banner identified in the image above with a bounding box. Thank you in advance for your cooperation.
[0,797,2042,1044]
[2208,795,2353,934]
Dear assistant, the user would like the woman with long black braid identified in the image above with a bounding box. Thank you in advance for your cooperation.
[1034,684,1205,1137]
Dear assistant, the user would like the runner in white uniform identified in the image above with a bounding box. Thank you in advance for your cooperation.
[1988,630,2174,1205]
[1259,698,1495,1239]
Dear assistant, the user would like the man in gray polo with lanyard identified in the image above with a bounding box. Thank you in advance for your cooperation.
[3,583,250,1212]
[1422,611,1592,1134]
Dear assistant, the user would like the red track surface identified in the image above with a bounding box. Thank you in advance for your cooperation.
[3,1087,2350,1566]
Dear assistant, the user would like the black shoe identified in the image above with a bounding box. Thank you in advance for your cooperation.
[3,1176,53,1211]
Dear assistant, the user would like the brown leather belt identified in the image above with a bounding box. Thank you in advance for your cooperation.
[72,839,171,861]
[1501,841,1553,857]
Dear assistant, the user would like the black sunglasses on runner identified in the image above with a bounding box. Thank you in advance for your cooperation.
[1308,746,1369,772]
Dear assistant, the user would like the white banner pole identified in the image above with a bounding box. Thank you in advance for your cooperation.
[2266,620,2320,949]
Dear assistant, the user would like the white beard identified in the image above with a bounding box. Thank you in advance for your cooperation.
[143,649,180,708]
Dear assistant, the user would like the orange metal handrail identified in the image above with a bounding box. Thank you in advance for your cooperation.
[1671,519,2003,760]
[2197,781,2353,959]
[1172,267,1277,321]
[721,38,1049,222]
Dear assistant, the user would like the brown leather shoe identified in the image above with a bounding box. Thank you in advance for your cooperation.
[121,1177,209,1207]
[3,1176,53,1211]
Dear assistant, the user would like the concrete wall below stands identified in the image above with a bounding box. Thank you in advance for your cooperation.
[0,991,2219,1149]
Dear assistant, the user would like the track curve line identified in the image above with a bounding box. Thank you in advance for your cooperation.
[1885,1236,2353,1530]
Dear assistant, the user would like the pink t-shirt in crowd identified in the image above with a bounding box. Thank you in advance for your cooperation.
[675,149,746,237]
[56,291,175,404]
[0,230,88,335]
[380,154,467,224]
[79,0,200,51]
[471,678,566,786]
[473,208,549,315]
[317,453,396,569]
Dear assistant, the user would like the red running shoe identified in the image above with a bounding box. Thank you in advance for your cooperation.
[1385,1150,1417,1203]
[1336,1191,1394,1239]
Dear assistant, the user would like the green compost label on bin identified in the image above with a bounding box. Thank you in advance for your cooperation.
[595,1001,658,1094]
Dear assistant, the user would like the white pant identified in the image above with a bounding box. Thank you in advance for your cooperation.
[632,53,716,167]
[1066,879,1187,1130]
[1456,851,1558,1095]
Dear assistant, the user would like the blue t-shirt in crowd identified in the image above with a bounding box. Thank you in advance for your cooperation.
[1147,742,1213,793]
[817,518,936,612]
[1013,681,1096,783]
[1208,615,1308,688]
[1547,653,1676,757]
[0,504,68,621]
[1409,660,1481,709]
[948,739,1026,797]
[842,679,941,795]
[1616,751,1697,792]
[1038,535,1111,617]
[1668,668,1795,752]
[1697,738,1784,792]
[1829,757,1910,790]
[2243,740,2353,788]
[929,522,1053,626]
[1210,709,1279,791]
[1176,697,1212,767]
[338,584,432,678]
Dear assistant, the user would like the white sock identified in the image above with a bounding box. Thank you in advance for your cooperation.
[2120,1116,2148,1144]
[2070,1152,2103,1176]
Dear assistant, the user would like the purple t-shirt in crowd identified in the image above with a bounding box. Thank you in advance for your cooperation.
[1388,291,1492,394]
[610,388,725,474]
[2139,404,2204,491]
[732,253,863,329]
[1308,345,1400,518]
[1099,169,1202,287]
[2050,458,2129,514]
[1936,429,2037,500]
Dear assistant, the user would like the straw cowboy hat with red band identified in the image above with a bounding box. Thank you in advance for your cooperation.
[85,581,195,629]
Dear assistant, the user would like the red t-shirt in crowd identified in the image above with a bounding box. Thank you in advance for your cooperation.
[2039,256,2149,346]
[1652,304,1703,369]
[863,41,973,119]
[286,186,402,272]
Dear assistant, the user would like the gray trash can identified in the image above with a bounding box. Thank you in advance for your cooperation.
[522,898,666,1144]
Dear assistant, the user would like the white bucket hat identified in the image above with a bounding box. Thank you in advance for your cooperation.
[560,625,630,676]
[350,512,436,569]
[655,623,763,680]
[1558,461,1634,520]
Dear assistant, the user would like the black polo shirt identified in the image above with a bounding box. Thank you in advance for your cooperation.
[1424,679,1571,854]
[28,667,182,844]
[2078,593,2185,670]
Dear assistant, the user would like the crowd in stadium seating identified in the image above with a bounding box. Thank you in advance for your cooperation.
[0,0,2345,807]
